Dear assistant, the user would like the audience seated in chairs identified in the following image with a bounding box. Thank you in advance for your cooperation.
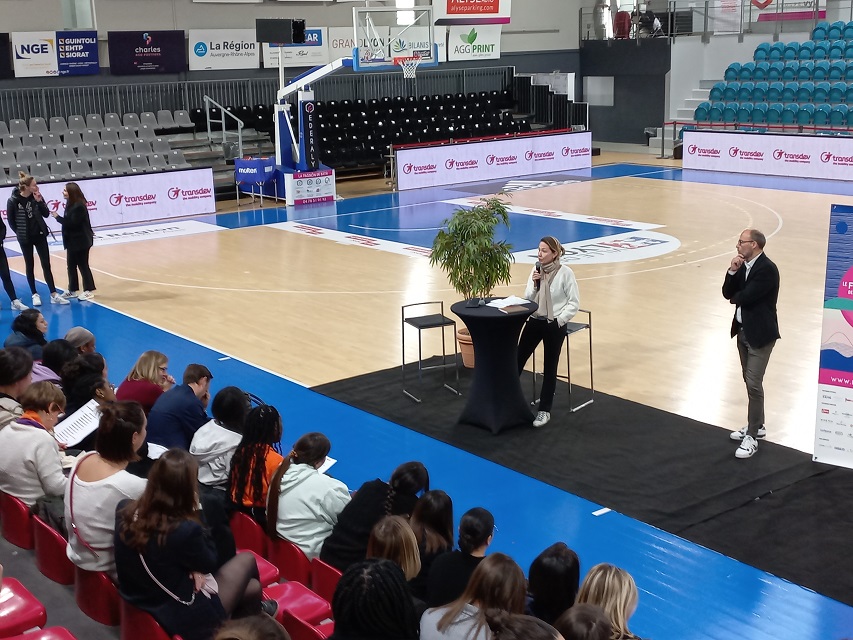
[527,542,581,625]
[420,552,526,640]
[116,350,176,416]
[576,564,644,640]
[191,386,251,492]
[266,431,350,559]
[320,461,429,573]
[64,401,147,580]
[0,347,34,429]
[408,489,453,600]
[227,405,284,529]
[426,506,494,607]
[0,381,67,507]
[60,354,115,451]
[367,515,426,616]
[5,308,47,360]
[145,363,212,449]
[31,339,77,385]
[328,558,420,640]
[64,326,96,354]
[114,449,275,640]
[555,603,613,640]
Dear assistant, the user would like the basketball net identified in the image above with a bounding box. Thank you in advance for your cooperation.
[394,55,421,79]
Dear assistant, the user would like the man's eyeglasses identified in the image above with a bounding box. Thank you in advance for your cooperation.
[737,239,755,246]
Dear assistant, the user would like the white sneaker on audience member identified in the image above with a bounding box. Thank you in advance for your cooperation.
[61,291,78,299]
[50,293,70,305]
[10,299,27,311]
[31,293,41,307]
[78,291,95,301]
[730,425,766,441]
[533,411,551,428]
[735,435,758,459]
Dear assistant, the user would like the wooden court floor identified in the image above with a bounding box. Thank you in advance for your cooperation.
[15,151,849,455]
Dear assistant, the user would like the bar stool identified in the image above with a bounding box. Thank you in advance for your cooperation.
[531,309,594,412]
[402,301,460,403]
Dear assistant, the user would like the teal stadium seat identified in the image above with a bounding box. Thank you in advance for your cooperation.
[754,61,770,81]
[751,102,769,124]
[813,82,830,103]
[738,82,755,102]
[829,41,844,61]
[737,102,754,123]
[814,104,832,126]
[766,103,783,124]
[767,81,784,102]
[827,21,844,40]
[844,22,853,40]
[768,61,784,80]
[846,85,853,103]
[754,42,770,61]
[797,104,815,124]
[709,82,726,101]
[783,42,799,60]
[814,41,830,60]
[725,63,741,81]
[797,81,814,102]
[781,82,798,102]
[781,103,799,124]
[845,43,853,61]
[769,42,785,61]
[723,81,740,101]
[813,60,830,81]
[752,81,769,102]
[694,101,711,122]
[845,63,853,82]
[798,41,815,60]
[829,61,845,81]
[828,82,845,105]
[812,22,829,40]
[709,101,725,122]
[739,62,756,81]
[723,102,739,123]
[782,61,799,81]
[798,61,814,81]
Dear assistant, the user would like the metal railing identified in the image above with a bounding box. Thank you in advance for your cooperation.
[203,95,244,159]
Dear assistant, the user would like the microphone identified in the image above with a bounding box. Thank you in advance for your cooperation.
[534,261,541,290]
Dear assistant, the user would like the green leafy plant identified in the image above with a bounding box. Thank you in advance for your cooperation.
[460,28,478,44]
[429,195,514,301]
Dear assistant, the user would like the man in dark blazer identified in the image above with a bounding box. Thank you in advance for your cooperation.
[722,229,780,459]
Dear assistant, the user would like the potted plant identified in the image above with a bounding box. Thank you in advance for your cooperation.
[430,195,514,367]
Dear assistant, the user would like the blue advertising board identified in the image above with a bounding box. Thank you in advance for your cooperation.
[57,31,99,76]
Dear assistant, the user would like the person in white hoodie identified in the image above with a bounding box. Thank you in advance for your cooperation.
[0,347,33,430]
[190,386,251,490]
[266,432,351,559]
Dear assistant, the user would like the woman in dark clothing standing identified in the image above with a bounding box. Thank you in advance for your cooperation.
[5,172,69,307]
[51,182,95,301]
[0,199,29,313]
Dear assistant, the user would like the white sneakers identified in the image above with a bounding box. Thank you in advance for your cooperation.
[730,425,766,440]
[533,411,551,428]
[78,291,95,301]
[61,291,78,299]
[735,435,759,459]
[10,299,28,311]
[32,293,41,307]
[50,293,70,305]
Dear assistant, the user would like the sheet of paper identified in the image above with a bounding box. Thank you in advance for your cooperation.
[319,456,337,474]
[487,295,530,308]
[147,443,168,460]
[53,399,100,447]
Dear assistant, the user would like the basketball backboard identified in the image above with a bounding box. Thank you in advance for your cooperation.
[352,5,438,72]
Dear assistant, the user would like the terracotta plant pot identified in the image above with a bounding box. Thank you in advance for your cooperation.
[457,327,475,368]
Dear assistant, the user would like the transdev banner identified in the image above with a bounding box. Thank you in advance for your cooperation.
[107,31,187,75]
[447,25,501,61]
[12,31,99,77]
[0,169,215,231]
[434,0,512,25]
[682,131,853,181]
[396,132,592,191]
[189,29,259,71]
[262,28,329,68]
[815,204,853,469]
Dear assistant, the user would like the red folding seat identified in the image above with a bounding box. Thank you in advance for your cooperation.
[0,578,47,636]
[4,628,78,639]
[0,492,34,549]
[229,511,267,557]
[33,515,74,584]
[74,567,120,625]
[239,549,280,586]
[268,537,311,586]
[310,557,341,604]
[119,598,183,640]
[281,610,334,640]
[263,582,332,626]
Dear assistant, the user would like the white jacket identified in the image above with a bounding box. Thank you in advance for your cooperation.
[0,420,66,507]
[524,264,580,327]
[272,463,351,559]
[189,419,242,488]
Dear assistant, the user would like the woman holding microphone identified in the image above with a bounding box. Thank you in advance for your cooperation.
[517,236,580,428]
[52,182,96,301]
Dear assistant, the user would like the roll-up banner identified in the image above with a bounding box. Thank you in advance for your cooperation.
[107,31,187,75]
[12,31,99,77]
[188,29,260,71]
[262,28,328,68]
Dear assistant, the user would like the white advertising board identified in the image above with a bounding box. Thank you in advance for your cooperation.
[12,32,58,77]
[682,131,853,181]
[188,29,260,71]
[396,132,592,191]
[283,169,337,206]
[0,169,216,232]
[447,25,501,61]
[262,28,329,68]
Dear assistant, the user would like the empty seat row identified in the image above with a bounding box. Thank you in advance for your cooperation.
[710,80,853,104]
[812,21,853,41]
[753,39,853,62]
[0,138,172,163]
[1,151,192,184]
[0,110,196,138]
[729,59,853,81]
[694,100,853,126]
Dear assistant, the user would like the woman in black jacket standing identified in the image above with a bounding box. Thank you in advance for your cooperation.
[51,182,96,301]
[5,172,69,307]
[0,197,29,313]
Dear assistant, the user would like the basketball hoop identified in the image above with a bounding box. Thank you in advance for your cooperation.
[394,55,421,79]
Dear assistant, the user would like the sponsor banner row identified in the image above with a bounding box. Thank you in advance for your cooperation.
[0,169,216,232]
[396,132,593,190]
[12,31,99,78]
[682,131,853,181]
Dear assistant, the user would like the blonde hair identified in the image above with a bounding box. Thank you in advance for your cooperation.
[126,350,168,385]
[19,381,66,413]
[366,515,422,581]
[576,563,638,640]
[17,171,34,191]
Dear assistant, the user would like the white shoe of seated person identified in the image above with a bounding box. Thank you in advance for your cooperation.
[533,411,551,428]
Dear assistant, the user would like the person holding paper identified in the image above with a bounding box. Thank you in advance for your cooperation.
[517,237,580,428]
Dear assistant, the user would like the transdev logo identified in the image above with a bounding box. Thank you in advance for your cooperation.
[194,42,208,57]
[686,144,721,158]
[728,146,764,160]
[403,162,437,175]
[821,151,853,166]
[525,150,555,162]
[168,186,212,201]
[772,148,810,163]
[486,154,517,166]
[562,146,590,158]
[109,193,156,207]
[445,158,478,170]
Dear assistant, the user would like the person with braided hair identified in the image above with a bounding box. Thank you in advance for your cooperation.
[266,431,350,558]
[319,461,428,573]
[328,558,419,640]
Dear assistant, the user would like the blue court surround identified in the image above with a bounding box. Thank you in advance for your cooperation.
[13,163,853,639]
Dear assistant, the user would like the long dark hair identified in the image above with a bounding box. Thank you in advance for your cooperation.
[409,489,453,555]
[528,542,581,625]
[266,431,331,537]
[229,405,282,507]
[65,182,87,207]
[119,449,200,551]
[383,461,429,516]
[458,506,494,554]
[12,309,46,344]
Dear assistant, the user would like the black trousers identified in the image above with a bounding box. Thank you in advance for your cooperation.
[67,246,96,291]
[0,250,19,302]
[517,317,566,413]
[19,237,56,294]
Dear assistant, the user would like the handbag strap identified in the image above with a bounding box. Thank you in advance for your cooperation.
[139,554,196,607]
[68,451,112,556]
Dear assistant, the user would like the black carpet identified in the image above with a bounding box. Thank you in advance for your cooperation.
[313,357,853,606]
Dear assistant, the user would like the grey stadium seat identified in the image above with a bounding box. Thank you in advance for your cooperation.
[0,150,14,169]
[36,146,56,163]
[111,156,131,175]
[49,117,69,134]
[77,143,97,162]
[16,148,36,166]
[63,131,82,149]
[118,126,136,141]
[56,144,77,163]
[50,161,71,180]
[86,114,104,130]
[152,138,171,155]
[22,133,41,147]
[168,149,191,169]
[0,121,8,137]
[42,132,60,147]
[104,113,122,129]
[174,110,195,130]
[91,158,112,176]
[70,159,93,178]
[115,139,134,156]
[95,141,116,160]
[10,163,29,178]
[133,141,153,156]
[68,115,86,130]
[156,110,176,129]
[100,128,119,144]
[123,113,141,129]
[30,162,51,181]
[148,154,168,171]
[28,118,48,135]
[81,129,101,144]
[2,135,22,153]
[140,112,158,128]
[129,153,149,173]
[1,168,11,185]
[137,125,157,142]
[8,119,28,136]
